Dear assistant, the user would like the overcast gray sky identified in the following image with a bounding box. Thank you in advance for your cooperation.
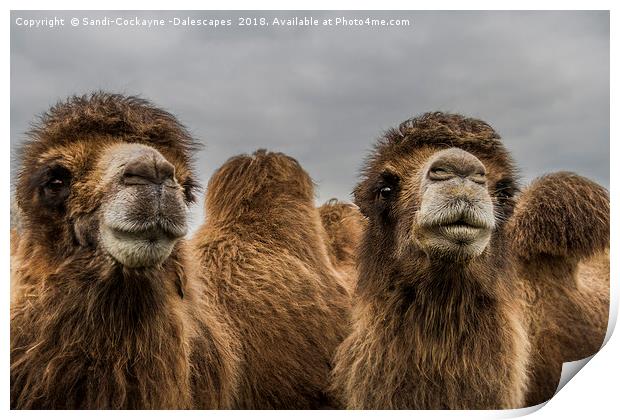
[11,11,609,230]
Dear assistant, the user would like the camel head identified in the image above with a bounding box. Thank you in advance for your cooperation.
[15,93,199,268]
[355,112,518,263]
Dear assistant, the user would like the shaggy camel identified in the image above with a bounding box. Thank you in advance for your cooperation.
[331,112,609,409]
[319,199,365,292]
[11,93,238,409]
[509,172,609,405]
[192,150,351,409]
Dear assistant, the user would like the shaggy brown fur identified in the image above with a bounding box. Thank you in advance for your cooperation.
[192,150,351,409]
[11,93,238,409]
[508,172,609,405]
[331,112,609,409]
[319,199,365,292]
[509,172,609,261]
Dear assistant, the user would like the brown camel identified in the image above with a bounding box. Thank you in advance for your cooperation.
[10,93,238,409]
[192,150,351,409]
[331,112,609,409]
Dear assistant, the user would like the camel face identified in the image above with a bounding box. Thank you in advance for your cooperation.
[17,136,191,269]
[357,144,505,262]
[354,113,519,267]
[415,147,495,260]
[97,143,188,267]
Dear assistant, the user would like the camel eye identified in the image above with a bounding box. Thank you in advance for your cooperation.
[38,165,72,208]
[376,172,399,202]
[47,178,65,191]
[379,186,393,199]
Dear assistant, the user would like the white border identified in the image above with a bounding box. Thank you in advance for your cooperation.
[3,2,616,419]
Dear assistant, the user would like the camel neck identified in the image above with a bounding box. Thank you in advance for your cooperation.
[357,245,514,340]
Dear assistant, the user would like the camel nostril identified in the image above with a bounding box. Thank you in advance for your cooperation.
[123,154,176,186]
[156,159,175,183]
[428,166,456,181]
[427,148,487,185]
[470,171,487,185]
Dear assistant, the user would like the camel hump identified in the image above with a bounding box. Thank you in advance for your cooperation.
[508,172,609,261]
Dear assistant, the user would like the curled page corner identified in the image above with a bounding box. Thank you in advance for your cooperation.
[554,355,595,396]
[495,401,548,418]
[493,354,601,418]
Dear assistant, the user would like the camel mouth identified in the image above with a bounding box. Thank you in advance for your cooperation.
[421,210,494,237]
[439,217,485,229]
[443,217,480,227]
[431,221,487,243]
[100,216,187,268]
[99,181,189,268]
[104,217,188,241]
[100,225,180,268]
[416,200,495,259]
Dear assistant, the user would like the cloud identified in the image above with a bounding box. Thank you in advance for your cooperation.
[11,11,609,231]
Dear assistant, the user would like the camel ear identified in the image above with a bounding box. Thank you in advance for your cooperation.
[353,182,373,218]
[507,172,609,261]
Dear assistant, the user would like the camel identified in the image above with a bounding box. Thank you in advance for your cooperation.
[508,171,609,405]
[10,92,238,409]
[331,112,609,409]
[192,150,351,408]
